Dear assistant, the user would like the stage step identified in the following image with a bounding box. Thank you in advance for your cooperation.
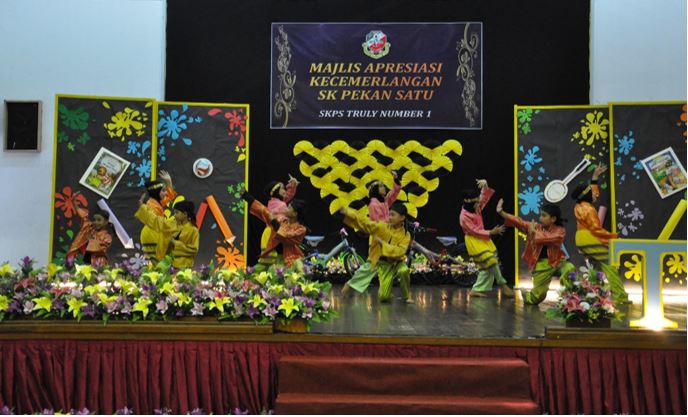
[275,356,539,414]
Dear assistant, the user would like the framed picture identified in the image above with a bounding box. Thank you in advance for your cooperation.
[640,147,687,199]
[4,100,41,151]
[79,147,131,199]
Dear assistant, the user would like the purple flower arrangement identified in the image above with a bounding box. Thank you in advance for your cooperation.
[0,256,336,325]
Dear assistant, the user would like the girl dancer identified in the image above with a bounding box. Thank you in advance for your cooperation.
[459,179,514,298]
[139,170,177,261]
[571,164,629,303]
[496,199,574,304]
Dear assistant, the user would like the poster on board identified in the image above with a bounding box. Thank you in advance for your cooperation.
[78,147,131,199]
[640,147,687,199]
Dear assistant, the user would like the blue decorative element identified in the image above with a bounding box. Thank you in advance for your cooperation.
[616,131,635,155]
[157,105,202,162]
[519,146,542,171]
[518,185,543,215]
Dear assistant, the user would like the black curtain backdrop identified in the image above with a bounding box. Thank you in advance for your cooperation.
[166,0,591,278]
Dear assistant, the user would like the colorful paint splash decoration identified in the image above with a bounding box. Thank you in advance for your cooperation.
[622,253,643,282]
[101,100,153,188]
[662,253,687,285]
[517,108,541,135]
[293,139,462,218]
[52,186,87,263]
[208,108,247,162]
[216,240,245,270]
[517,146,550,212]
[226,182,246,215]
[613,131,643,184]
[570,109,609,160]
[57,105,91,152]
[156,104,202,163]
[616,199,645,237]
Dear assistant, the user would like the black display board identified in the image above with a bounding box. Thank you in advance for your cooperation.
[165,0,591,277]
[156,102,248,268]
[514,105,612,284]
[611,102,687,240]
[51,95,154,263]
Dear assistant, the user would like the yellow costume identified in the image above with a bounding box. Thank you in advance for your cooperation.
[135,205,199,269]
[139,187,177,261]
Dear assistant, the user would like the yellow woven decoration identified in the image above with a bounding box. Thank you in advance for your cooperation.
[293,139,463,218]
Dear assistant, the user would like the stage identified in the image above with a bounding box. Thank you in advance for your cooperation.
[0,284,685,414]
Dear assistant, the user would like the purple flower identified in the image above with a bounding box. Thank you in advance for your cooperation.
[246,266,255,274]
[105,301,118,314]
[189,408,205,415]
[191,302,205,316]
[115,407,134,415]
[232,408,250,415]
[175,308,184,317]
[301,297,315,308]
[0,405,13,415]
[199,264,210,275]
[120,301,132,315]
[275,267,284,275]
[70,408,91,415]
[52,299,66,311]
[247,306,260,318]
[568,272,577,279]
[40,409,54,415]
[82,304,96,318]
[156,299,169,314]
[263,304,277,318]
[154,408,172,415]
[7,300,22,313]
[321,299,330,310]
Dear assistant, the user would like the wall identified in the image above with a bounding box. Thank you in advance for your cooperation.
[590,0,687,102]
[0,0,685,265]
[0,0,165,264]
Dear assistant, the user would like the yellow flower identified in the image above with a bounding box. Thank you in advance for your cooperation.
[75,264,95,278]
[255,271,270,285]
[0,263,15,276]
[83,284,101,296]
[249,294,266,309]
[67,298,86,318]
[160,282,176,295]
[0,295,8,311]
[133,297,153,318]
[107,268,124,280]
[143,271,163,285]
[47,263,62,278]
[299,282,317,294]
[218,268,239,281]
[176,269,194,282]
[269,284,284,294]
[208,296,230,313]
[117,279,139,296]
[278,297,300,317]
[667,254,686,275]
[98,293,119,306]
[32,296,53,312]
[286,271,302,284]
[176,292,191,307]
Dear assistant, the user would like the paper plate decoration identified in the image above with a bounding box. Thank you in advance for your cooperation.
[193,158,213,178]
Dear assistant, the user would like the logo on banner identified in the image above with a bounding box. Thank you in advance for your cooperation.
[362,30,390,59]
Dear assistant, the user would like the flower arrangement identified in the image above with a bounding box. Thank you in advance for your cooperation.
[545,265,622,324]
[0,257,335,326]
[410,253,479,276]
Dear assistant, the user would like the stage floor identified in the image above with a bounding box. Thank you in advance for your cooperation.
[310,284,688,339]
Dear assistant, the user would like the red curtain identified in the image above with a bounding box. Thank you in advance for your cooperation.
[0,340,684,414]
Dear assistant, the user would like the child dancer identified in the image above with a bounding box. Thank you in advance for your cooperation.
[459,179,514,298]
[496,199,575,304]
[340,202,412,303]
[136,196,199,269]
[342,171,401,295]
[139,170,177,261]
[571,164,629,303]
[66,192,113,267]
[242,191,307,269]
[261,174,300,250]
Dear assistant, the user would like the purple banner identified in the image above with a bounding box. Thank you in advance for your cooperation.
[270,22,482,130]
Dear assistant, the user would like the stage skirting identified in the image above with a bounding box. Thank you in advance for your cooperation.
[0,339,685,415]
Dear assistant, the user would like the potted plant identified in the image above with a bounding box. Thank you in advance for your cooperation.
[545,264,622,328]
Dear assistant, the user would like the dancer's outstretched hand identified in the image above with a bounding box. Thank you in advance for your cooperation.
[139,192,148,206]
[490,224,505,236]
[496,198,504,214]
[592,164,607,180]
[476,179,487,189]
[158,170,173,186]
